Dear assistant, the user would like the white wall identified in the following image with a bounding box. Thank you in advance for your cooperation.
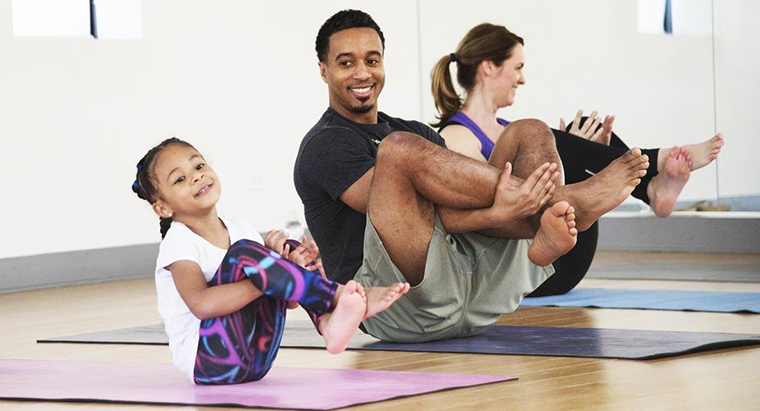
[0,0,757,260]
[714,0,760,198]
[0,0,421,259]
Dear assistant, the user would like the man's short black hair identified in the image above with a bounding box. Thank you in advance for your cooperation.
[316,9,385,63]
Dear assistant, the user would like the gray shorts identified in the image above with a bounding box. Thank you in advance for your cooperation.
[356,212,554,343]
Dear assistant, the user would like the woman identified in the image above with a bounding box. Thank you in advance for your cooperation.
[431,23,723,296]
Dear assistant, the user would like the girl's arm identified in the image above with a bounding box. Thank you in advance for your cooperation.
[168,260,263,320]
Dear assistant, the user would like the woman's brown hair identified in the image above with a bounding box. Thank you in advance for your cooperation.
[430,23,524,128]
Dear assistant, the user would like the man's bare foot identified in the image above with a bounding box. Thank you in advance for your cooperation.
[319,280,366,354]
[528,201,578,266]
[565,148,649,231]
[682,133,724,171]
[364,282,410,319]
[648,146,691,217]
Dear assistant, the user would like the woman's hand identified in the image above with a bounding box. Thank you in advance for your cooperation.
[560,109,614,146]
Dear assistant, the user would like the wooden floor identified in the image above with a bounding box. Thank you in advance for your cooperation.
[2,251,760,410]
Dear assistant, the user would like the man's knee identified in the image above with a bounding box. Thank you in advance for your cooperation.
[376,132,429,169]
[503,118,553,141]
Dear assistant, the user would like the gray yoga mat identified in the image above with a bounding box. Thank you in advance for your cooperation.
[38,321,760,360]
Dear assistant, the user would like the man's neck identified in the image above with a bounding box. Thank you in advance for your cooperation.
[330,105,378,125]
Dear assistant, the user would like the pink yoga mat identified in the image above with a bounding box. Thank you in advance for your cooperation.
[0,359,515,410]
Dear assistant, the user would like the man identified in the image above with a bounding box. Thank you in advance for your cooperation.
[294,10,647,343]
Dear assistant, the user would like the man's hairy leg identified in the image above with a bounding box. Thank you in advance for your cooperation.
[368,132,555,284]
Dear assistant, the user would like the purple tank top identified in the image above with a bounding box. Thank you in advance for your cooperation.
[442,112,509,160]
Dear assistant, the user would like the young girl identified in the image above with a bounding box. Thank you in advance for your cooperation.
[132,137,409,385]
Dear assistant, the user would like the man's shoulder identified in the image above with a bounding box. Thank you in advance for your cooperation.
[306,109,360,136]
[379,111,424,129]
[302,110,361,146]
[380,112,445,146]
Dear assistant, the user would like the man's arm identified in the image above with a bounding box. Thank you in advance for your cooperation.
[339,167,374,213]
[436,207,538,238]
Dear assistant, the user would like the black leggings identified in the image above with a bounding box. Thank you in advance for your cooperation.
[527,121,659,297]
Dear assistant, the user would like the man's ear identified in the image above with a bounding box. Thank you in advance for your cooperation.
[152,200,173,219]
[319,61,328,84]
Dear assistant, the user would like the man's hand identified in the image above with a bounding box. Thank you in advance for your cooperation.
[492,162,558,221]
[560,109,614,146]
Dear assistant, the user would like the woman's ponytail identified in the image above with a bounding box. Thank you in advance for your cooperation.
[430,54,462,129]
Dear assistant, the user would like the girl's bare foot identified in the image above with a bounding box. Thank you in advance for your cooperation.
[528,201,578,266]
[319,280,366,354]
[567,148,649,231]
[648,146,691,217]
[683,133,724,171]
[364,282,410,319]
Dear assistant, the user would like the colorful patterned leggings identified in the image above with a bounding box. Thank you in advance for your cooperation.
[193,239,339,385]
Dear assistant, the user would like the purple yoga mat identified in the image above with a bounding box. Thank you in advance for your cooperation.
[0,359,515,410]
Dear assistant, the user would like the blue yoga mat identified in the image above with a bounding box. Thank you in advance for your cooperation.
[39,322,760,360]
[521,288,760,313]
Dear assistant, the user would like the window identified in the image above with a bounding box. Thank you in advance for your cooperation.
[12,0,142,40]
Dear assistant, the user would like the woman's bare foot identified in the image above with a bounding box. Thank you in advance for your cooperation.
[563,148,649,231]
[528,201,578,266]
[319,280,366,354]
[648,146,691,217]
[683,133,724,171]
[364,282,410,319]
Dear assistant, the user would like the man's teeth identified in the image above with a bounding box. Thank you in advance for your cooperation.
[353,86,371,93]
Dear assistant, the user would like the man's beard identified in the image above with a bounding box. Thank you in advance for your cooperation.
[349,103,374,114]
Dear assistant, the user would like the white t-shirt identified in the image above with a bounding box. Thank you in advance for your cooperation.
[154,215,264,381]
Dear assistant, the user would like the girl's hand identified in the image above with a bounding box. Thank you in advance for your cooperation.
[287,236,316,266]
[286,236,327,278]
[264,229,288,254]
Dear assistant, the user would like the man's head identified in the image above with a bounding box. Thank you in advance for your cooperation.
[316,10,386,124]
[316,10,385,64]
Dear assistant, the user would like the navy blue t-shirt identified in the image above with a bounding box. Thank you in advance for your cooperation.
[294,108,446,284]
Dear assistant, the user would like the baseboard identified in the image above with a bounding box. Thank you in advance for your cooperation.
[0,243,158,293]
[3,212,758,293]
[598,211,760,253]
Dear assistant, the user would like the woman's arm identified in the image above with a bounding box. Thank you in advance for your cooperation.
[439,125,487,161]
[169,260,263,320]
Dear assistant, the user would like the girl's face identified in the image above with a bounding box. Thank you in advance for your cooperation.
[491,44,526,108]
[151,144,221,219]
